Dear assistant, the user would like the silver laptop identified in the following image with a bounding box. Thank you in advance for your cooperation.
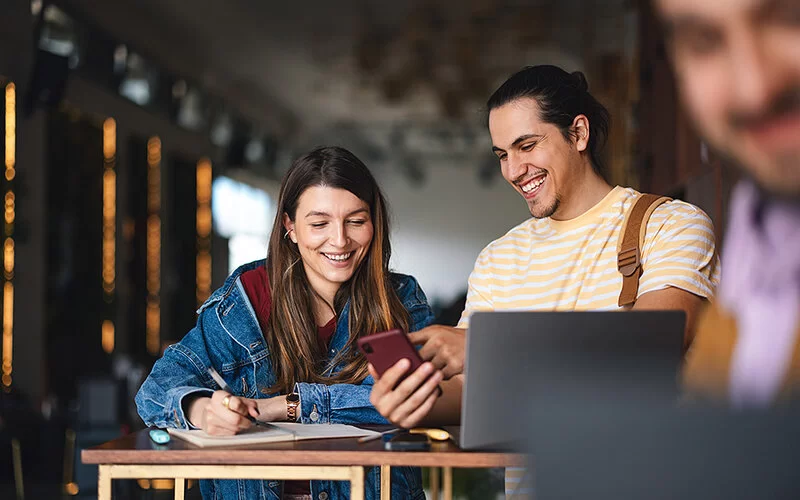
[459,310,686,451]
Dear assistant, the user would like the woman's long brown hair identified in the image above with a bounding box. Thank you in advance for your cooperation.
[265,146,410,394]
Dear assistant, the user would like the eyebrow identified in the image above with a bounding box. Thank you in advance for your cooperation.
[304,208,369,219]
[491,133,544,153]
[661,15,715,39]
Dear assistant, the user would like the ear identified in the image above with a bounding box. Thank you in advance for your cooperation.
[282,213,297,243]
[571,114,590,153]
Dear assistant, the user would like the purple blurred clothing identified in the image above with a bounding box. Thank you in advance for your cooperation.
[723,182,800,407]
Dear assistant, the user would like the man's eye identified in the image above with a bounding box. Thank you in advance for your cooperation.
[675,30,724,57]
[521,143,536,151]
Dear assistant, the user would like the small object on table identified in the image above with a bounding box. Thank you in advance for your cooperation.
[384,432,431,451]
[357,428,399,444]
[409,428,452,442]
[149,429,171,445]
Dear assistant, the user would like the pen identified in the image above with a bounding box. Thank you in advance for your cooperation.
[358,428,399,444]
[207,366,275,430]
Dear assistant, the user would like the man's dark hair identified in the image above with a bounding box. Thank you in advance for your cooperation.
[487,65,611,175]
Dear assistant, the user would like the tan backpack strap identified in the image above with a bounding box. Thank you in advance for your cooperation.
[617,194,671,307]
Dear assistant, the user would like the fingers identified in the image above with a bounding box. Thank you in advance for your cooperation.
[417,342,437,362]
[239,398,261,419]
[370,358,411,398]
[407,328,432,347]
[217,391,259,419]
[388,369,443,428]
[399,391,439,429]
[417,328,466,379]
[205,391,254,435]
[430,349,464,380]
[371,360,442,427]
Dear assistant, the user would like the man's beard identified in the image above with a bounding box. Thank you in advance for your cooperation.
[724,87,800,199]
[713,144,800,201]
[529,194,561,219]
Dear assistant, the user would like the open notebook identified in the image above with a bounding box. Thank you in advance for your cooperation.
[167,422,379,448]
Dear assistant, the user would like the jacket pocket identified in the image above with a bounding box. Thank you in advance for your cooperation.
[220,348,274,398]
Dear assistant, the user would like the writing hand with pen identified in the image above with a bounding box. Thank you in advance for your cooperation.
[184,367,292,436]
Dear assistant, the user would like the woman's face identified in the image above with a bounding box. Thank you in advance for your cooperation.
[284,186,374,300]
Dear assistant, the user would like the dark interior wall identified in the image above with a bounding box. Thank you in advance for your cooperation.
[45,110,110,402]
[164,154,200,343]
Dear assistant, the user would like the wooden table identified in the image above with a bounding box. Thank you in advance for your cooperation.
[81,427,525,500]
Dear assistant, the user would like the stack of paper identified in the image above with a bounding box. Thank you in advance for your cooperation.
[167,423,379,448]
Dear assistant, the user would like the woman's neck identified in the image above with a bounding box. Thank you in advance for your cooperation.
[312,295,336,327]
[309,281,338,327]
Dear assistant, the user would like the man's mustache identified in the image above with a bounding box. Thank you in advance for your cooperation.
[729,88,800,131]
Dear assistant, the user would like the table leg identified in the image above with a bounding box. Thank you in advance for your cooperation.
[98,465,112,500]
[380,465,391,500]
[350,466,365,500]
[174,477,185,500]
[443,467,453,500]
[430,467,440,499]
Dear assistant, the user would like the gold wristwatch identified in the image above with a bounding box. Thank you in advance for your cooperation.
[286,393,300,421]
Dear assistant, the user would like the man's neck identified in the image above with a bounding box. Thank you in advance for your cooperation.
[550,168,613,221]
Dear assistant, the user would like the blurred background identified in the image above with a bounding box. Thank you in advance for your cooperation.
[0,0,735,498]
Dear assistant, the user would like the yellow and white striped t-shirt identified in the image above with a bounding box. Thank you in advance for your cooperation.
[456,186,720,498]
[458,186,719,327]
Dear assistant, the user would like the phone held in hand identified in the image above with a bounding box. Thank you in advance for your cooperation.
[384,432,431,451]
[357,329,424,380]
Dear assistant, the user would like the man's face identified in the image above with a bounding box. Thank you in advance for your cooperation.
[489,98,585,219]
[657,0,800,197]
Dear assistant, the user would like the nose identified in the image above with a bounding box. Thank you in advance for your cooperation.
[504,152,528,183]
[330,222,348,248]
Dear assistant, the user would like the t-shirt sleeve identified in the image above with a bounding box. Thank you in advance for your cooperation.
[637,201,720,300]
[456,246,496,329]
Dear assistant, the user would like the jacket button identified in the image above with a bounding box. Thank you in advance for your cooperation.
[318,492,329,500]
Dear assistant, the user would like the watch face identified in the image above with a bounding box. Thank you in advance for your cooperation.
[286,392,300,403]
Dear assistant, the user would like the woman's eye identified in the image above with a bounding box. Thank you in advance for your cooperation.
[347,219,367,226]
[310,222,326,228]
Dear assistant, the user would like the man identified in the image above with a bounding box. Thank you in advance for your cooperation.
[369,64,720,497]
[655,0,800,406]
[370,65,720,423]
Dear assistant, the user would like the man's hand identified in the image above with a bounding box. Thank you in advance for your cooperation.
[369,359,443,429]
[409,325,466,379]
[187,390,260,435]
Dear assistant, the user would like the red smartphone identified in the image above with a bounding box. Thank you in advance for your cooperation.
[358,329,424,379]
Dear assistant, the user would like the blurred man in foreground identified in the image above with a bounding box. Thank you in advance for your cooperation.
[655,0,800,406]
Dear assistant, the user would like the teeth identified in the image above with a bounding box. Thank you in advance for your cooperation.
[324,252,352,262]
[521,176,546,193]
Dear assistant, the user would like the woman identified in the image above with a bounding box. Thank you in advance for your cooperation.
[135,146,457,500]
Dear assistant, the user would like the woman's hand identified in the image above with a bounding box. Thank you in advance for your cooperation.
[255,395,290,422]
[187,390,260,435]
[368,359,444,429]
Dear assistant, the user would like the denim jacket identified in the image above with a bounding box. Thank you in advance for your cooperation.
[135,260,434,500]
